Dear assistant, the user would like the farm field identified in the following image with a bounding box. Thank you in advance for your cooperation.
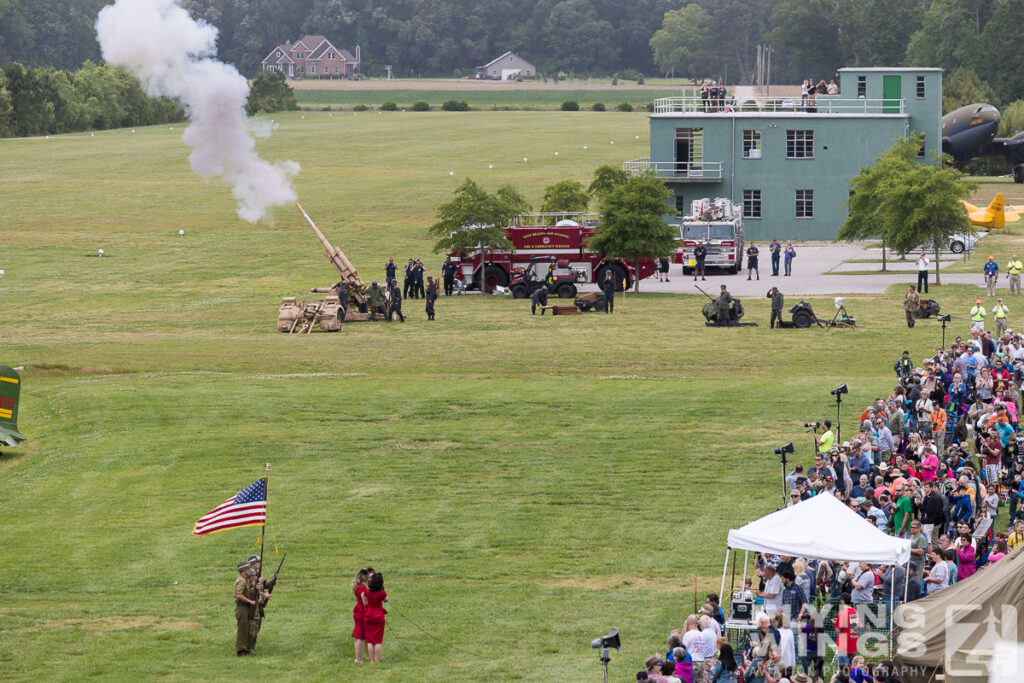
[292,87,676,108]
[0,110,1020,681]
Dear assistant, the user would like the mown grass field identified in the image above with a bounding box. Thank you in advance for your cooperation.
[292,88,677,109]
[1,110,1023,681]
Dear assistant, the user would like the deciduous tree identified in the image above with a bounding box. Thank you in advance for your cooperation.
[838,135,976,284]
[587,171,675,292]
[540,179,589,213]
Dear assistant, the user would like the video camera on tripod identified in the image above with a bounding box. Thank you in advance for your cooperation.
[803,421,820,432]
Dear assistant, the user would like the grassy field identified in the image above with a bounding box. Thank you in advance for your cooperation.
[0,111,1018,681]
[292,88,677,108]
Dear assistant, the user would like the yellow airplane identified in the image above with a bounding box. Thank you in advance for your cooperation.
[962,193,1024,229]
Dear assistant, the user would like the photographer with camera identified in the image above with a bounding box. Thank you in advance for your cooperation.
[813,420,834,453]
[893,350,914,384]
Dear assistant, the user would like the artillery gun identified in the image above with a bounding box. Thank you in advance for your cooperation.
[695,284,753,326]
[277,203,377,333]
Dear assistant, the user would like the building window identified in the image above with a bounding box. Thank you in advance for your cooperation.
[917,135,926,158]
[786,130,814,159]
[743,190,762,219]
[742,130,762,159]
[335,66,339,73]
[675,195,686,215]
[509,55,514,61]
[310,66,316,74]
[796,190,814,218]
[916,75,926,99]
[857,76,866,98]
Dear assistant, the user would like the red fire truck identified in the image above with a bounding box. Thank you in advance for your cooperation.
[675,198,745,275]
[448,212,657,293]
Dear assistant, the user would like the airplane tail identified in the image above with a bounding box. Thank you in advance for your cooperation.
[990,193,1006,230]
[0,366,26,447]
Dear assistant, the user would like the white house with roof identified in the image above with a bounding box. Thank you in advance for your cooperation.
[475,52,535,80]
[262,36,360,79]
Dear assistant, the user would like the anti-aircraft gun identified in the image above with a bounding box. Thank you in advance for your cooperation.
[277,203,375,333]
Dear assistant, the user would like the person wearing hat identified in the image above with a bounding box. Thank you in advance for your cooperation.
[984,255,999,297]
[246,554,280,652]
[903,285,921,328]
[425,275,438,320]
[368,281,386,321]
[993,298,1010,337]
[970,298,986,333]
[387,278,405,322]
[1007,253,1023,295]
[412,258,425,298]
[767,286,784,329]
[531,284,548,315]
[233,560,257,656]
[601,270,617,314]
[716,284,733,326]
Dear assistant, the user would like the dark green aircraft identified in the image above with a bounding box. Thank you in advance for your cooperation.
[0,366,26,448]
[941,103,1024,182]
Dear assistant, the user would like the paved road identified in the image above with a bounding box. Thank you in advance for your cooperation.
[578,245,986,296]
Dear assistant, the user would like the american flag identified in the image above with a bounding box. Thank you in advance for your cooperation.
[193,478,267,535]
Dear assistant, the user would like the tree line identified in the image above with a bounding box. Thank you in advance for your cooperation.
[0,61,183,138]
[2,1,1024,104]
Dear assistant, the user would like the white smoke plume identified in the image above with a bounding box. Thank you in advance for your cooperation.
[95,0,300,223]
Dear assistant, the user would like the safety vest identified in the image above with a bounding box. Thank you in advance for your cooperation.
[995,306,1008,319]
[1008,260,1023,275]
[971,306,985,322]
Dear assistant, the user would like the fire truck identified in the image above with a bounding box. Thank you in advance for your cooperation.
[448,212,657,293]
[675,198,745,275]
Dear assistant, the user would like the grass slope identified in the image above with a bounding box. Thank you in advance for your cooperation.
[0,111,1020,681]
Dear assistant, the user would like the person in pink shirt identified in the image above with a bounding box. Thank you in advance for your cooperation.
[920,450,938,482]
[956,533,977,581]
[988,539,1009,564]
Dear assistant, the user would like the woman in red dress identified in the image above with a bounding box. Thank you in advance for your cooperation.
[351,568,370,663]
[363,571,388,663]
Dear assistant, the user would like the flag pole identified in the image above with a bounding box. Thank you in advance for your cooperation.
[260,463,269,566]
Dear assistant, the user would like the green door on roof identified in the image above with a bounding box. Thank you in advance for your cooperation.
[883,75,901,114]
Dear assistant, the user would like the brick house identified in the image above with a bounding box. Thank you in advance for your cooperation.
[261,36,360,79]
[475,52,536,80]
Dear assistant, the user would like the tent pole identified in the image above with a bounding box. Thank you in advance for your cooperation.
[730,549,738,598]
[742,550,749,594]
[720,548,730,604]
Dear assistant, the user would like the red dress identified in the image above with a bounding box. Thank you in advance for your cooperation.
[352,585,369,639]
[363,589,388,645]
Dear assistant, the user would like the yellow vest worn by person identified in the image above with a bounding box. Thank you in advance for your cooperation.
[971,306,985,322]
[1008,259,1023,275]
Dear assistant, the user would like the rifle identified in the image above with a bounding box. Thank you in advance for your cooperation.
[250,554,286,619]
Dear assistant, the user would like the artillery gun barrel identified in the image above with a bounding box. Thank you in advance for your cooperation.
[295,202,367,303]
[694,284,716,301]
[310,287,335,293]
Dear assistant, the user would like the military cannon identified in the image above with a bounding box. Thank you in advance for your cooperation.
[277,203,377,333]
[696,284,751,326]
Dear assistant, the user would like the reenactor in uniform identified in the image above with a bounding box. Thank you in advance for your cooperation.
[369,282,387,321]
[441,258,457,296]
[768,287,784,329]
[716,284,733,326]
[247,554,277,652]
[531,285,548,315]
[693,241,707,281]
[334,282,350,318]
[388,279,405,322]
[234,560,256,656]
[601,270,616,314]
[413,259,426,299]
[904,285,921,328]
[425,276,438,320]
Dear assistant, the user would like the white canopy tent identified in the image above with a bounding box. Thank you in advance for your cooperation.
[726,492,911,565]
[721,493,912,635]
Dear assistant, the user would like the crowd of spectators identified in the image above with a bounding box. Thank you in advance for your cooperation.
[638,322,1024,683]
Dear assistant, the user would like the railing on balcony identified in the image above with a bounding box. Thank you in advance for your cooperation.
[652,96,905,115]
[623,158,723,180]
